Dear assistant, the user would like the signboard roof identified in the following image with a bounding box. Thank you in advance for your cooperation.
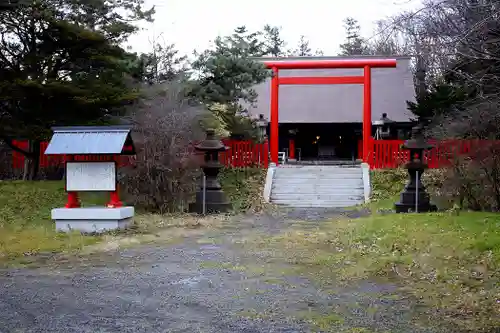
[44,126,135,155]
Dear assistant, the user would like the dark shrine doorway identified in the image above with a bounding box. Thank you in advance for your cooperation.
[280,123,362,161]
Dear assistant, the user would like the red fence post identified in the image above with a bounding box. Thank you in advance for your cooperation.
[39,141,48,168]
[12,140,28,169]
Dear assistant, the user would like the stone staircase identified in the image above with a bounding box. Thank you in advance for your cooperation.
[267,165,368,208]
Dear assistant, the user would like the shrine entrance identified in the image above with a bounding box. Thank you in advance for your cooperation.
[281,123,362,161]
[262,59,398,165]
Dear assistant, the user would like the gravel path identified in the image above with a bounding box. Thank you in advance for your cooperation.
[0,208,446,333]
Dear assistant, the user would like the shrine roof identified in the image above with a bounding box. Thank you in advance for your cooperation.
[44,126,135,155]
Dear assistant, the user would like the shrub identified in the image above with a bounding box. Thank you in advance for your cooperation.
[120,81,206,213]
[370,167,407,201]
[428,96,500,211]
[426,146,500,211]
[219,167,266,213]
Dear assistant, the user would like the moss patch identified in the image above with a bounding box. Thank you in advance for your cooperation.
[295,310,345,332]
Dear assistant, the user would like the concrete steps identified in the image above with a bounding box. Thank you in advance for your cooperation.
[269,165,367,208]
[271,200,362,208]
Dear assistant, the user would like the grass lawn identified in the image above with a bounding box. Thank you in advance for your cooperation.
[0,181,107,265]
[0,180,227,266]
[0,169,266,267]
[259,169,500,332]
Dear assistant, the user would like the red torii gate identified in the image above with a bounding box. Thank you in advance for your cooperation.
[262,59,398,165]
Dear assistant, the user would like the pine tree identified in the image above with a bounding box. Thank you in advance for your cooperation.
[190,26,268,105]
[293,35,312,56]
[0,0,153,179]
[189,26,271,139]
[262,24,286,57]
[339,17,368,55]
[138,42,188,84]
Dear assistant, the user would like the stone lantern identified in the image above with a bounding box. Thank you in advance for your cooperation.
[373,113,394,140]
[189,129,232,214]
[255,114,268,142]
[394,124,437,213]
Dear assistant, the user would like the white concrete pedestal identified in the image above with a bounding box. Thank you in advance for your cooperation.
[51,207,134,233]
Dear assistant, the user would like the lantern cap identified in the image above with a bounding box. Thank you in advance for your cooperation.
[373,113,394,126]
[194,129,228,151]
[403,124,434,150]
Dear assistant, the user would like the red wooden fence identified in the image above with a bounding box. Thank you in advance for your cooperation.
[11,138,493,170]
[364,138,497,169]
[220,139,269,168]
[11,139,269,170]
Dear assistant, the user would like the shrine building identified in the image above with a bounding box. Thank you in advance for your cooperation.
[244,55,416,163]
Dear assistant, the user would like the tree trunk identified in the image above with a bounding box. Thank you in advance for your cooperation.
[23,140,40,180]
[415,54,427,102]
[22,153,29,180]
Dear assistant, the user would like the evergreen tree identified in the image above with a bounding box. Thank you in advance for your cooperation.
[138,42,188,84]
[189,26,271,139]
[293,35,313,56]
[407,82,471,122]
[288,35,323,57]
[262,24,286,57]
[190,26,268,105]
[0,0,153,178]
[339,17,368,55]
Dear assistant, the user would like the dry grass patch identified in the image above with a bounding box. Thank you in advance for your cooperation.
[82,213,227,254]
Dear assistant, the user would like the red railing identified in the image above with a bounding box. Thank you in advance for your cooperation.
[368,139,409,169]
[12,138,493,170]
[365,138,498,169]
[220,139,269,168]
[11,139,269,170]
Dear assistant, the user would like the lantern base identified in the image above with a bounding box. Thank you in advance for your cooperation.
[51,207,134,233]
[189,190,231,214]
[394,201,437,213]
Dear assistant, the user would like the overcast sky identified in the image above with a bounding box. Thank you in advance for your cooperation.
[125,0,421,57]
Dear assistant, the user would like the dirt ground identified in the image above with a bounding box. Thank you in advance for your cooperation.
[0,208,449,333]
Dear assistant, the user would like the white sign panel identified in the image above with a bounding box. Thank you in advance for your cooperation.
[66,162,116,192]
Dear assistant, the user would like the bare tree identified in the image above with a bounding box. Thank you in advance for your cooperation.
[120,81,207,213]
[373,0,500,86]
[369,0,500,211]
